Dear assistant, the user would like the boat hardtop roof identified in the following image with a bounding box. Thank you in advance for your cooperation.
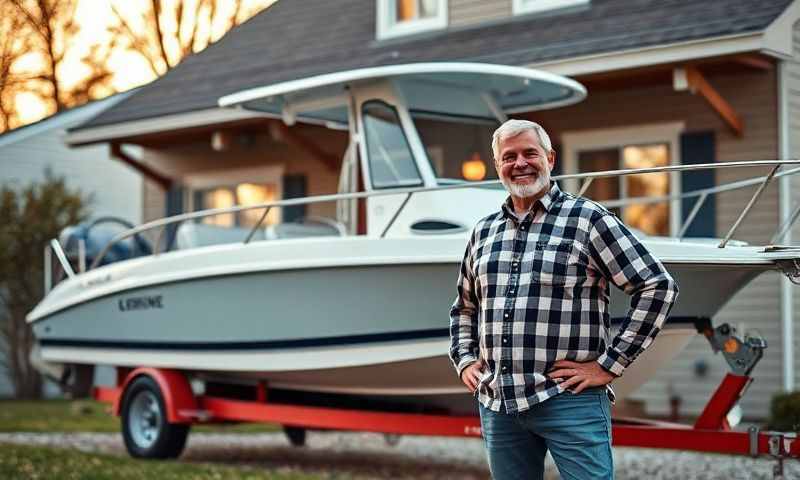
[218,62,587,124]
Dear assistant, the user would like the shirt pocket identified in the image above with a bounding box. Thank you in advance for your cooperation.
[531,242,576,286]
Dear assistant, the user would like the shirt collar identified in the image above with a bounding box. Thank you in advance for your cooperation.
[501,182,562,220]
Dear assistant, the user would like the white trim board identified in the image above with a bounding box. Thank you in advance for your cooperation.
[561,122,685,236]
[376,0,448,40]
[512,0,589,16]
[532,32,787,77]
[65,108,269,146]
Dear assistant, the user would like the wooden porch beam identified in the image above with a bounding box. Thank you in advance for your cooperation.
[733,54,773,71]
[110,143,173,190]
[269,121,340,173]
[676,66,744,137]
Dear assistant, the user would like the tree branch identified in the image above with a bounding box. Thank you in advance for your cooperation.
[151,0,171,71]
[110,3,162,76]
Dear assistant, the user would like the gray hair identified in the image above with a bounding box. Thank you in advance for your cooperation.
[491,119,553,161]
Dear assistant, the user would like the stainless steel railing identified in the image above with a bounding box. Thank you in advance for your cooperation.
[63,159,800,273]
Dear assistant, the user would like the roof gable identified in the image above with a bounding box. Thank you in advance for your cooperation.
[74,0,794,132]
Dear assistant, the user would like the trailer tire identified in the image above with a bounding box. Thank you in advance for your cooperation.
[121,376,190,459]
[283,426,306,447]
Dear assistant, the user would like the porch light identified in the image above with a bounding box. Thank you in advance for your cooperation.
[211,130,233,151]
[462,152,487,181]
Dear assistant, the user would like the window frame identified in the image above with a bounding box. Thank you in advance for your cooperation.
[561,122,684,236]
[376,0,448,40]
[361,100,425,190]
[512,0,590,16]
[184,165,284,226]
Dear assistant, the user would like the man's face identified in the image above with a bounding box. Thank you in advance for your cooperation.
[495,130,555,200]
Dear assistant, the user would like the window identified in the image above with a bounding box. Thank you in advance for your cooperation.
[578,144,671,235]
[512,0,589,16]
[411,112,499,184]
[376,0,447,40]
[562,123,683,237]
[185,166,283,228]
[362,101,423,189]
[194,183,280,228]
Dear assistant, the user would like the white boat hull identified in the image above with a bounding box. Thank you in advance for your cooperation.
[28,236,790,412]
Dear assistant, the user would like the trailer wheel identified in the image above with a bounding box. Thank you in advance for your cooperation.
[283,426,306,447]
[121,376,189,459]
[384,433,401,446]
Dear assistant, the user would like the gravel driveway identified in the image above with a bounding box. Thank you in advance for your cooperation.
[0,431,797,479]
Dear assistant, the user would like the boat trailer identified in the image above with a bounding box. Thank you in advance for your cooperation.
[93,323,797,476]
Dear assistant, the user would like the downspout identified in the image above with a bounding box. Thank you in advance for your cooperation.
[778,59,794,392]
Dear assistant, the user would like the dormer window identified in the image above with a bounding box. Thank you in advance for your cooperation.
[377,0,447,40]
[512,0,589,15]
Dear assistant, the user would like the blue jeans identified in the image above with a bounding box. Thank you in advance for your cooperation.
[479,389,613,480]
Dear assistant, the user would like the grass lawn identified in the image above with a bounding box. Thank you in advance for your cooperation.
[0,443,325,480]
[0,399,279,433]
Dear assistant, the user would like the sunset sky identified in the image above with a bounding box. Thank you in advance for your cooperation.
[14,0,275,125]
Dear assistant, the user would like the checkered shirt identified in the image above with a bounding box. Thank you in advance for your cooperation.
[449,182,679,413]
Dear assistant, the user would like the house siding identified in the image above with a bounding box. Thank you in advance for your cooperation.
[140,125,347,224]
[449,0,510,28]
[523,68,782,418]
[788,19,800,392]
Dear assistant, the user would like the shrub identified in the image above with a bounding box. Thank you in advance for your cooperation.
[767,391,800,432]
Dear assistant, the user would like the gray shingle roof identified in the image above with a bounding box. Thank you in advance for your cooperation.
[76,0,793,131]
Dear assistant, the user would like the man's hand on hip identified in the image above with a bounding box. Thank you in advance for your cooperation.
[547,359,615,393]
[460,360,485,393]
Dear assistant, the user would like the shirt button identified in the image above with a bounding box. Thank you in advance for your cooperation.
[521,226,526,231]
[502,338,508,344]
[504,313,509,318]
[502,366,508,372]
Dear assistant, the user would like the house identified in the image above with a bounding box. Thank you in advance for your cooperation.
[64,0,800,419]
[0,92,143,397]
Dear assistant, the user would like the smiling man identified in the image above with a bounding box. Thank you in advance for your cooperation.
[449,119,679,480]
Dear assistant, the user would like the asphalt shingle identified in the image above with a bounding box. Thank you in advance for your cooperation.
[75,0,793,131]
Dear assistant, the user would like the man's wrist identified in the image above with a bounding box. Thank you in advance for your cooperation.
[456,356,478,378]
[596,350,628,377]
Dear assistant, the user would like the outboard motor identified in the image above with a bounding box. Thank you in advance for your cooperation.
[59,216,152,269]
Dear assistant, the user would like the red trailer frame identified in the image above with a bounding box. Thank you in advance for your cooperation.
[94,369,798,457]
[93,324,798,474]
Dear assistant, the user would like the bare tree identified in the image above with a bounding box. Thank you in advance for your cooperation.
[7,0,117,114]
[110,0,271,76]
[0,1,32,132]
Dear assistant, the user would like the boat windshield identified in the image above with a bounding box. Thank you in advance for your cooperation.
[411,111,500,186]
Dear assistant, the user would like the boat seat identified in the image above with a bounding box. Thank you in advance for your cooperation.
[175,217,345,249]
[265,216,346,240]
[174,222,264,249]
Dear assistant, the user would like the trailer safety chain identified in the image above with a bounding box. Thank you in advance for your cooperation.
[702,323,766,376]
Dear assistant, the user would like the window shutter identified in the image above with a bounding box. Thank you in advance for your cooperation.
[283,174,307,223]
[166,185,184,216]
[164,185,184,251]
[551,142,563,177]
[680,131,716,238]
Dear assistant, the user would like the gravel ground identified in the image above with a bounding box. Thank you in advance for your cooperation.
[0,431,797,479]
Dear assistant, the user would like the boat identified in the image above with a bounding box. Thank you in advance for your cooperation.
[27,63,800,417]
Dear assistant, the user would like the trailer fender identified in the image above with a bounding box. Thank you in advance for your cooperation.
[115,368,197,424]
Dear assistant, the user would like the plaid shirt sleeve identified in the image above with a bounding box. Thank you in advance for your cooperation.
[588,212,679,377]
[449,227,480,378]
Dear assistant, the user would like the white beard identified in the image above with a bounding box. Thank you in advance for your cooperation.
[501,170,550,199]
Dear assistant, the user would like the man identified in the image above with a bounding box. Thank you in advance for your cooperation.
[449,119,678,480]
